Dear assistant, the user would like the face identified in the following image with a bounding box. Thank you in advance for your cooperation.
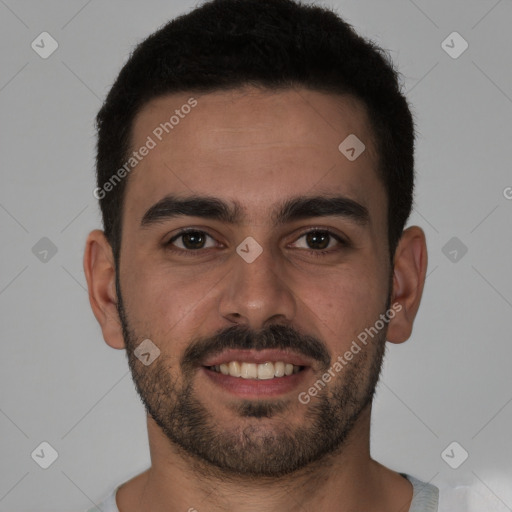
[116,87,392,476]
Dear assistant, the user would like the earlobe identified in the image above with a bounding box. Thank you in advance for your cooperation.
[386,226,428,344]
[83,230,126,349]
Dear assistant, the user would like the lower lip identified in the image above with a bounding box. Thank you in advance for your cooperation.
[201,366,311,398]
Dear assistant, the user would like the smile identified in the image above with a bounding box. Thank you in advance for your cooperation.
[207,361,304,380]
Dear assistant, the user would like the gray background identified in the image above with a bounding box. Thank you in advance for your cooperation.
[1,0,511,510]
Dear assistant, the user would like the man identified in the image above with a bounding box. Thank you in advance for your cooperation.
[83,0,452,510]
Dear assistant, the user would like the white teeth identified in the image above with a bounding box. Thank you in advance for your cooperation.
[241,362,258,379]
[210,361,302,379]
[228,361,241,377]
[274,361,285,377]
[257,362,275,380]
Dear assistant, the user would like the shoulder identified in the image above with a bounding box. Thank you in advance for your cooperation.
[83,485,120,512]
[401,472,439,511]
[437,475,510,512]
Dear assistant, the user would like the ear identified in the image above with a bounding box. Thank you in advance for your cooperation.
[83,229,126,349]
[386,226,428,344]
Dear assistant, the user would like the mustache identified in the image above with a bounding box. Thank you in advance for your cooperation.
[181,323,331,372]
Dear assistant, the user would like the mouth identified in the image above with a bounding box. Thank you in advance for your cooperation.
[200,349,313,398]
[206,361,304,379]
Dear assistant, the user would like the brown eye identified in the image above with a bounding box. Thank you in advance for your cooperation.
[167,230,217,252]
[305,231,330,250]
[292,230,346,253]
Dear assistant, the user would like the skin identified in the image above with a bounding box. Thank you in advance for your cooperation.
[84,87,428,512]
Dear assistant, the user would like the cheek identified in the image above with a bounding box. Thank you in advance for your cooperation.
[122,263,218,341]
[299,266,387,346]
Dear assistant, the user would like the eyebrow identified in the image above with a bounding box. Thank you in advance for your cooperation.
[140,194,370,228]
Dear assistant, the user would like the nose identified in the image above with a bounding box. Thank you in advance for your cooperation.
[218,242,297,330]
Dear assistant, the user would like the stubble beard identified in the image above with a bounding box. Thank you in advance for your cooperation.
[116,275,388,478]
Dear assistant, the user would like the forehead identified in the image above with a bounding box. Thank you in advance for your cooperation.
[124,87,385,226]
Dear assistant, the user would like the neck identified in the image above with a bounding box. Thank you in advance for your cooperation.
[117,405,413,512]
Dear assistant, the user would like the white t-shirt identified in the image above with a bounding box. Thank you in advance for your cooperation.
[84,472,485,511]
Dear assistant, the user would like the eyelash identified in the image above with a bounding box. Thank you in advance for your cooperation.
[165,228,348,258]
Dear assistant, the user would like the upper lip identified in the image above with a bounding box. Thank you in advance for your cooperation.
[202,349,314,368]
